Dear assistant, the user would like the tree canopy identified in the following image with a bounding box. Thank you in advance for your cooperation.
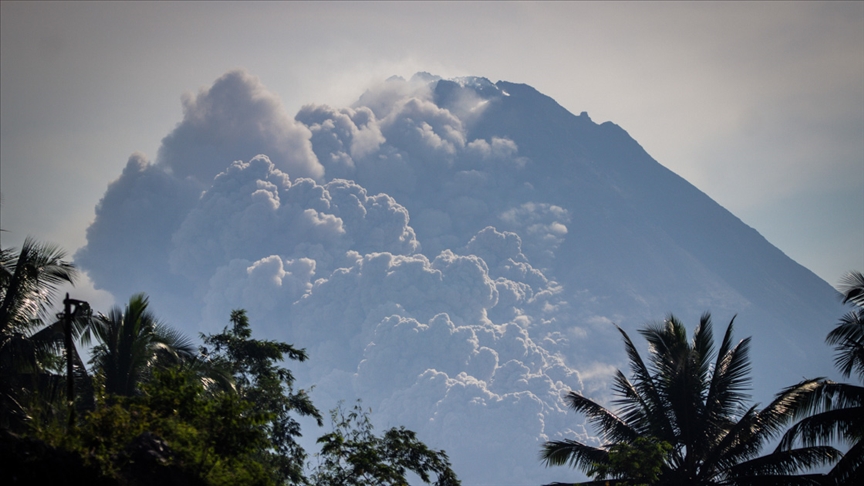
[199,309,323,484]
[310,401,460,486]
[0,238,78,430]
[777,271,864,485]
[541,313,839,485]
[0,239,459,486]
[84,293,196,397]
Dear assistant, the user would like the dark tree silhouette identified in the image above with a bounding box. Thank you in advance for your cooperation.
[0,238,78,429]
[779,271,864,485]
[311,400,460,486]
[541,313,839,485]
[83,293,195,397]
[200,309,322,484]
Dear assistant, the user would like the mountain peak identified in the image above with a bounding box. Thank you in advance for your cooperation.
[77,70,843,485]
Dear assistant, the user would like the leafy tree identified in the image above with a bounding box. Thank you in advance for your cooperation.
[310,401,460,486]
[778,271,864,485]
[136,367,276,484]
[586,437,672,486]
[83,293,195,397]
[541,313,839,485]
[0,237,78,429]
[199,309,322,484]
[25,366,276,485]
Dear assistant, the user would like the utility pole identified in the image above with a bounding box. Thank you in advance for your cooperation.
[63,293,89,428]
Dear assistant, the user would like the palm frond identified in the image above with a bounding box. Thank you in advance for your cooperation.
[616,325,674,439]
[826,438,864,485]
[565,391,637,443]
[0,237,76,334]
[729,446,840,478]
[540,438,608,471]
[544,312,838,485]
[722,474,827,486]
[543,481,630,486]
[87,293,198,397]
[704,405,763,473]
[759,379,826,441]
[827,310,864,380]
[610,370,653,437]
[152,322,196,361]
[706,318,752,425]
[839,271,864,308]
[778,381,864,449]
[639,316,689,381]
[781,406,864,448]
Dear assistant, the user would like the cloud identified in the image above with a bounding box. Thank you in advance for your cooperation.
[295,75,552,268]
[352,72,440,119]
[158,70,323,183]
[380,97,466,164]
[169,155,419,286]
[74,152,200,306]
[296,104,385,181]
[498,202,570,267]
[201,255,316,330]
[358,312,582,485]
[285,250,502,364]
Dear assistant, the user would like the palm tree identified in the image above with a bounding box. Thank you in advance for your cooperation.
[828,271,864,379]
[1,237,78,428]
[541,313,839,485]
[83,293,195,397]
[778,271,864,485]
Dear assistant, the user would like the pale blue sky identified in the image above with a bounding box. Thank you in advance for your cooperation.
[2,1,862,306]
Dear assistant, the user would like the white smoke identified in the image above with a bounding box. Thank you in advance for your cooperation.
[159,69,323,183]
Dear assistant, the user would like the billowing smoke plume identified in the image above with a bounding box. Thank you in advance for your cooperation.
[76,70,842,485]
[160,70,323,183]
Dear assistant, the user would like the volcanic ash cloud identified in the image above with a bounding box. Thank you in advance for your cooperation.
[80,69,843,485]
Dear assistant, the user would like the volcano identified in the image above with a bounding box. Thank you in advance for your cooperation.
[76,72,844,485]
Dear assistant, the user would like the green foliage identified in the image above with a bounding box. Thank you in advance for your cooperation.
[200,309,322,484]
[310,401,460,486]
[3,279,461,486]
[139,367,276,485]
[587,437,672,486]
[28,306,312,484]
[31,366,276,485]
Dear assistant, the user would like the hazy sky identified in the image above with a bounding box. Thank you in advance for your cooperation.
[2,1,862,304]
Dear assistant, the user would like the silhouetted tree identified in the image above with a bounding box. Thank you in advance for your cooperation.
[310,400,460,486]
[779,271,864,485]
[0,238,78,429]
[83,293,195,397]
[200,309,322,484]
[541,313,839,485]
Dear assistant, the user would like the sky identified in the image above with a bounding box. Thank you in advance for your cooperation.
[2,4,861,483]
[1,0,862,310]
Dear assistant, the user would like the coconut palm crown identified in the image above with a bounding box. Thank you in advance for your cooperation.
[541,313,839,485]
[83,293,195,397]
